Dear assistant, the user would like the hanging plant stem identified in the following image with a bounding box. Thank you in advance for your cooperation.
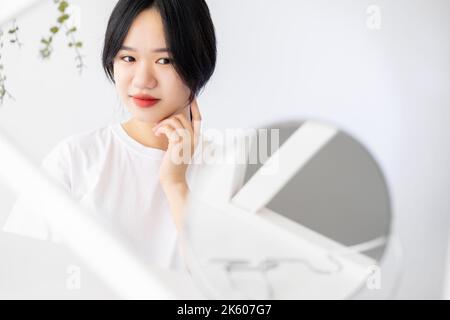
[40,0,86,74]
[0,29,16,106]
[8,19,23,48]
[1,0,86,106]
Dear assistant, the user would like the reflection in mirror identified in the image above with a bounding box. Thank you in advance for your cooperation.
[181,120,394,299]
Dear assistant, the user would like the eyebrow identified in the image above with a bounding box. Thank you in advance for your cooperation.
[120,45,170,53]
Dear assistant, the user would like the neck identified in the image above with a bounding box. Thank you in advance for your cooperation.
[122,118,168,151]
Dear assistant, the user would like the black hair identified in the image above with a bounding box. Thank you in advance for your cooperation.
[102,0,217,105]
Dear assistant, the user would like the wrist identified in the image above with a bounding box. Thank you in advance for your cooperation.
[161,179,189,194]
[159,179,188,189]
[160,180,190,232]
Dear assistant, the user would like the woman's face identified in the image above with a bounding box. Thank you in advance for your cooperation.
[113,8,191,124]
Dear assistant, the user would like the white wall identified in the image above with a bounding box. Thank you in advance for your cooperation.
[0,0,449,299]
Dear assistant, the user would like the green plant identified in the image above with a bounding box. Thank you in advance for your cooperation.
[8,19,23,48]
[0,0,85,106]
[0,31,14,106]
[40,0,85,74]
[0,19,23,105]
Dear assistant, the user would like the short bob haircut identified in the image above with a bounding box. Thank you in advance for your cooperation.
[102,0,217,104]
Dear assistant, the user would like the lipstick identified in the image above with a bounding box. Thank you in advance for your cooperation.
[131,94,160,108]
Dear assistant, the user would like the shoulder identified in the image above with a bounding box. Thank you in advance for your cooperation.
[41,125,114,186]
[43,125,114,163]
[57,125,112,154]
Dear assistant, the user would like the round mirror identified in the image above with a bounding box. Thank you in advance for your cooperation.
[181,120,393,299]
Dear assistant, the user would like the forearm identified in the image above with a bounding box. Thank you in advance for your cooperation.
[161,181,190,233]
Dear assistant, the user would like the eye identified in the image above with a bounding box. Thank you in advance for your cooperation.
[156,58,172,65]
[121,56,135,63]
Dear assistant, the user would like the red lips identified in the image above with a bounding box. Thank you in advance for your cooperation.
[133,94,158,100]
[131,94,160,108]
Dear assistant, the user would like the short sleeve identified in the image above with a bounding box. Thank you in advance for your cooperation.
[2,141,72,242]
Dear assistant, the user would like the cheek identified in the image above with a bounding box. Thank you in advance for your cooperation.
[113,64,132,95]
[160,72,191,100]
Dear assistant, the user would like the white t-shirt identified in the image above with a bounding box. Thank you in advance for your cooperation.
[2,123,212,271]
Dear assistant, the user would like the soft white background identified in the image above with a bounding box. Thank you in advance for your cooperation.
[0,0,449,298]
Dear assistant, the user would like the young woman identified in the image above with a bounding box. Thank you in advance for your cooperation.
[3,0,217,270]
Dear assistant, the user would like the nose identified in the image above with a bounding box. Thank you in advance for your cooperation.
[131,61,158,90]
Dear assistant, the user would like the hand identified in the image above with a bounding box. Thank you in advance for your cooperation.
[153,98,202,188]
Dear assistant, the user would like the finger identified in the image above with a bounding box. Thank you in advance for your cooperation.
[156,102,191,128]
[190,98,202,122]
[155,119,191,144]
[190,99,202,147]
[156,117,193,147]
[155,125,180,142]
[154,117,184,132]
[172,114,196,155]
[173,114,194,136]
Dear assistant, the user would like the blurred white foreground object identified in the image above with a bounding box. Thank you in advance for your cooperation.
[0,129,183,299]
[182,121,378,299]
[0,0,43,25]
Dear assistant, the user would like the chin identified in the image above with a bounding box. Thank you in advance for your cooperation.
[126,105,156,123]
[133,114,159,124]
